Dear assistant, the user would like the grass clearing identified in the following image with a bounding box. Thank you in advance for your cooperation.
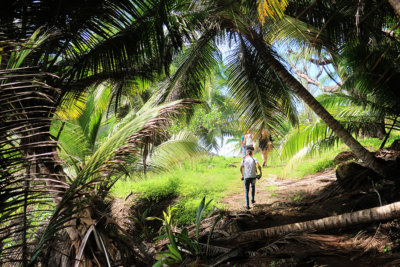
[112,135,400,225]
[112,155,245,225]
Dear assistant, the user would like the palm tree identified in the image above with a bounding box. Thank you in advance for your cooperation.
[156,0,391,176]
[279,88,399,175]
[0,1,204,265]
[2,0,399,264]
[38,99,201,266]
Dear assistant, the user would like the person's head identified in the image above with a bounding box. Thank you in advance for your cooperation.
[246,148,253,156]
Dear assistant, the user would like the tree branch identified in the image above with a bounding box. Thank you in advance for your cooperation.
[288,60,339,92]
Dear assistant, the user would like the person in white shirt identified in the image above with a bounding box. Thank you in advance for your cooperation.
[240,147,262,210]
[243,131,254,151]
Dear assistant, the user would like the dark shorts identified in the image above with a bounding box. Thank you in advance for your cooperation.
[259,139,268,150]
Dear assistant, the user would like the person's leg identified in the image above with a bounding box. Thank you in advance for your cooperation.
[261,150,267,167]
[250,179,256,203]
[244,179,250,208]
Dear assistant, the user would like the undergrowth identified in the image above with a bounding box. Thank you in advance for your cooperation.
[112,156,243,225]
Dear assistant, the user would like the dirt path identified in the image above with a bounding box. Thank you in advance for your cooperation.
[215,168,400,267]
[221,169,336,212]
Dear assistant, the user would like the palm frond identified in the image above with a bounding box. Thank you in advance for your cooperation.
[280,122,336,160]
[157,28,221,102]
[146,131,205,172]
[0,65,63,265]
[226,36,298,135]
[257,0,289,23]
[279,122,339,177]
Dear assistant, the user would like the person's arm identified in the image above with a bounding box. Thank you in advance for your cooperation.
[240,165,244,180]
[257,162,262,177]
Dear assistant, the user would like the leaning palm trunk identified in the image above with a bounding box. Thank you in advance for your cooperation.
[388,0,400,18]
[220,201,400,243]
[240,27,388,177]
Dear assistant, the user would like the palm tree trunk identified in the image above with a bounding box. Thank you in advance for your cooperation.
[388,0,400,18]
[243,28,388,177]
[219,201,400,243]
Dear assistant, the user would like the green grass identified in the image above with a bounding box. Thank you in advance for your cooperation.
[112,156,244,225]
[112,135,400,225]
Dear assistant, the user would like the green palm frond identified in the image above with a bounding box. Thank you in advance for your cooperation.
[279,122,339,176]
[339,42,400,115]
[6,28,49,68]
[285,0,396,48]
[280,122,337,160]
[54,84,114,169]
[146,131,205,172]
[226,36,298,135]
[157,28,221,102]
[30,99,199,263]
[280,88,393,172]
[266,16,332,49]
[53,120,89,169]
[55,91,87,120]
[78,99,198,182]
[56,0,204,95]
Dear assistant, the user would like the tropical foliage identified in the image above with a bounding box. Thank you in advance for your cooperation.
[2,0,400,265]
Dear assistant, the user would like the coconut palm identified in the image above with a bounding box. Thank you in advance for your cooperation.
[279,91,398,170]
[152,0,393,177]
[276,0,400,167]
[0,35,202,264]
[0,1,204,264]
[34,99,202,266]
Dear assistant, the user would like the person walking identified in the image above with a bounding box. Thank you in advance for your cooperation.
[240,147,262,210]
[259,129,273,167]
[241,135,246,157]
[243,131,254,151]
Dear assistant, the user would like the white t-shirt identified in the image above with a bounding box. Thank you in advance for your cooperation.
[245,134,253,146]
[241,156,258,179]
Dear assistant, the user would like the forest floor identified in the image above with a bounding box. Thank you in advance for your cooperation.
[213,168,400,267]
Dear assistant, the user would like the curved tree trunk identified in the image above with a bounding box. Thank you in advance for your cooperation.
[241,28,388,177]
[388,0,400,18]
[219,201,400,244]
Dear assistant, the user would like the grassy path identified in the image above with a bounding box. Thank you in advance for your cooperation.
[220,169,336,212]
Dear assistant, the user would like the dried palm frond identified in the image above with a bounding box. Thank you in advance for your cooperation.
[0,65,64,265]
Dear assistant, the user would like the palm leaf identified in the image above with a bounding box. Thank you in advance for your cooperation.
[156,28,221,102]
[257,0,289,23]
[146,130,205,172]
[226,36,298,135]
